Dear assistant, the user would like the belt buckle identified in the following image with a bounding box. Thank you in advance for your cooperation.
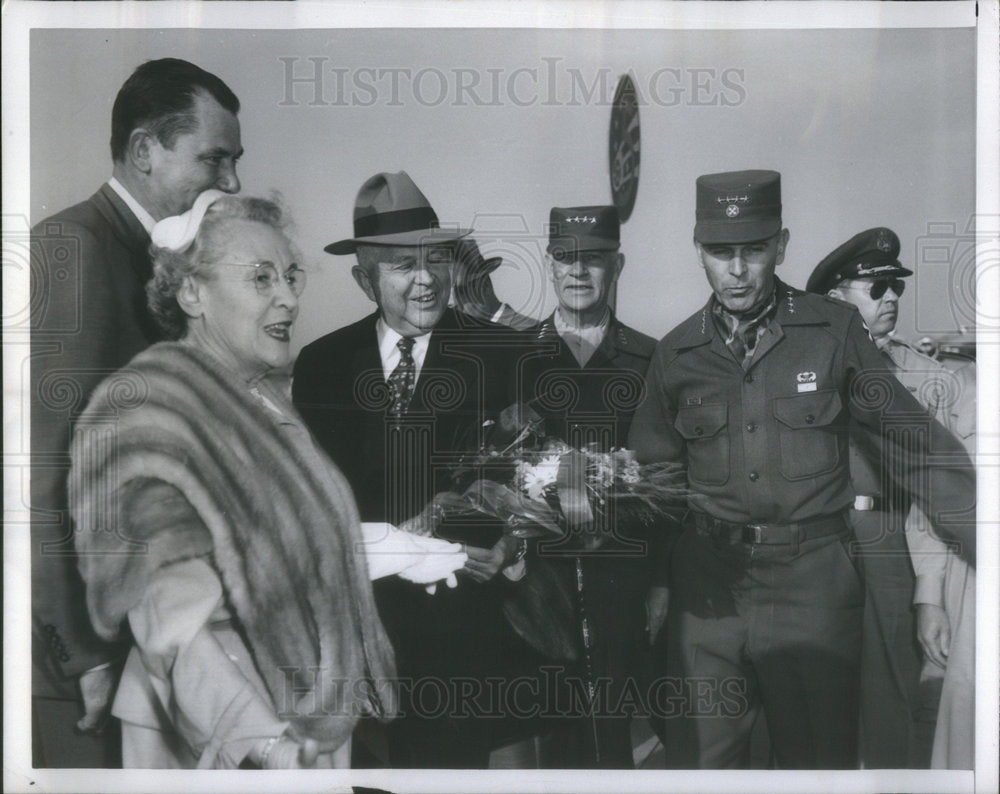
[745,523,766,544]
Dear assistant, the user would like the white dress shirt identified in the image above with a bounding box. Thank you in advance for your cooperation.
[108,177,157,235]
[375,317,432,380]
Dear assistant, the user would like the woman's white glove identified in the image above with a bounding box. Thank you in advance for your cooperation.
[360,522,466,593]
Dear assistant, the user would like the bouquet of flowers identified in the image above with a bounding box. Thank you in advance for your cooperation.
[404,402,685,661]
[410,402,685,550]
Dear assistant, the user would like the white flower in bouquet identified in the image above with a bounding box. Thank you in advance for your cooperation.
[590,451,616,491]
[520,454,561,501]
[614,448,642,485]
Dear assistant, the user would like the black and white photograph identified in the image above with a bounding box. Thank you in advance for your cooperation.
[4,1,998,792]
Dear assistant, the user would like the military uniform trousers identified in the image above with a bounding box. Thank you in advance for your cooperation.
[850,506,924,768]
[663,517,863,769]
[537,552,648,769]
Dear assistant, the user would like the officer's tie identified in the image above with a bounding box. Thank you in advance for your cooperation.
[387,336,416,416]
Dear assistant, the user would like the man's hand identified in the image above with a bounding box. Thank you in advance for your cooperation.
[254,735,323,769]
[645,586,670,646]
[462,535,519,583]
[916,603,951,669]
[76,664,117,735]
[451,239,502,321]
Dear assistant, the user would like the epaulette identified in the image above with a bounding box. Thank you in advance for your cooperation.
[886,337,945,369]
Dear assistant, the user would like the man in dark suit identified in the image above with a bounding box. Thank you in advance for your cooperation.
[292,171,530,768]
[30,58,242,767]
[514,206,657,768]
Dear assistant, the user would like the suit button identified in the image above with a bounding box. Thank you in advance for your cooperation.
[748,471,759,482]
[745,373,754,383]
[805,414,815,424]
[694,426,703,436]
[746,423,756,433]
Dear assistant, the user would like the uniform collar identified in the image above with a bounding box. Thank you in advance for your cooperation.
[676,278,826,350]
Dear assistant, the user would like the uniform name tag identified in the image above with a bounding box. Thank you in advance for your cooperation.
[797,382,817,393]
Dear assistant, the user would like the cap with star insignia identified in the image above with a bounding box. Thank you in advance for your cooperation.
[806,226,913,294]
[694,170,782,244]
[548,205,621,253]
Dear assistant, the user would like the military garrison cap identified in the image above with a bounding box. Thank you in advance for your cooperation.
[806,227,913,294]
[548,205,621,253]
[695,170,782,244]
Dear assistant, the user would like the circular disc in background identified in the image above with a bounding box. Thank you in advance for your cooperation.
[609,74,641,223]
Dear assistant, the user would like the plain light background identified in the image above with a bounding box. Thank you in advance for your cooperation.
[29,26,975,353]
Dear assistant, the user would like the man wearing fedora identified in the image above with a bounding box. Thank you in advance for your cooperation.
[628,170,976,768]
[292,172,534,768]
[514,205,657,768]
[808,229,976,769]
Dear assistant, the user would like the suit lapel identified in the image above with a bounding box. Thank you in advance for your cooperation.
[92,184,152,282]
[412,309,475,413]
[350,313,383,383]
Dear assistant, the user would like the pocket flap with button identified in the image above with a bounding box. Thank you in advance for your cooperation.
[675,403,728,440]
[772,389,842,429]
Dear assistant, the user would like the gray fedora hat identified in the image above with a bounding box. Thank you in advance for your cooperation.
[325,171,472,255]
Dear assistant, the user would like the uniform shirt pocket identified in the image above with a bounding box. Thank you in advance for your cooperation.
[772,389,843,481]
[675,403,730,486]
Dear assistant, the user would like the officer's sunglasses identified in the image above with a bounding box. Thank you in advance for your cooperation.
[841,278,906,300]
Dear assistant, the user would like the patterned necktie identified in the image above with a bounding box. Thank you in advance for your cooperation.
[387,336,416,416]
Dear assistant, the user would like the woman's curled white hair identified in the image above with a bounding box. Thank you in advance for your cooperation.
[146,194,290,340]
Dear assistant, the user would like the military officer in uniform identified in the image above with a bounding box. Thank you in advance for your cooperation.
[629,170,976,769]
[516,205,657,768]
[808,228,976,768]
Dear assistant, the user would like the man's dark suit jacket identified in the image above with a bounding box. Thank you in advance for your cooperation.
[292,308,536,766]
[293,308,527,525]
[31,184,161,700]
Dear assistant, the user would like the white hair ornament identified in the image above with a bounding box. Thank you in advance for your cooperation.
[150,189,229,252]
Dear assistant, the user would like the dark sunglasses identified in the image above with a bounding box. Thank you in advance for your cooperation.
[844,278,906,300]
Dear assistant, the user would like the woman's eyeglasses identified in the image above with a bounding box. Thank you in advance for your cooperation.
[841,278,906,300]
[211,262,307,296]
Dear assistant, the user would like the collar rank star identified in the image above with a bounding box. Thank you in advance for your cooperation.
[796,371,817,392]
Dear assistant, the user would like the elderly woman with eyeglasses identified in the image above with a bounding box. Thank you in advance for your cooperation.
[70,192,465,769]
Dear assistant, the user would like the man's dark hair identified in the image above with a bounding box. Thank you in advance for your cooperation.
[110,58,240,162]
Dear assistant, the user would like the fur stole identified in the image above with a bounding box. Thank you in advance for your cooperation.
[70,342,397,747]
